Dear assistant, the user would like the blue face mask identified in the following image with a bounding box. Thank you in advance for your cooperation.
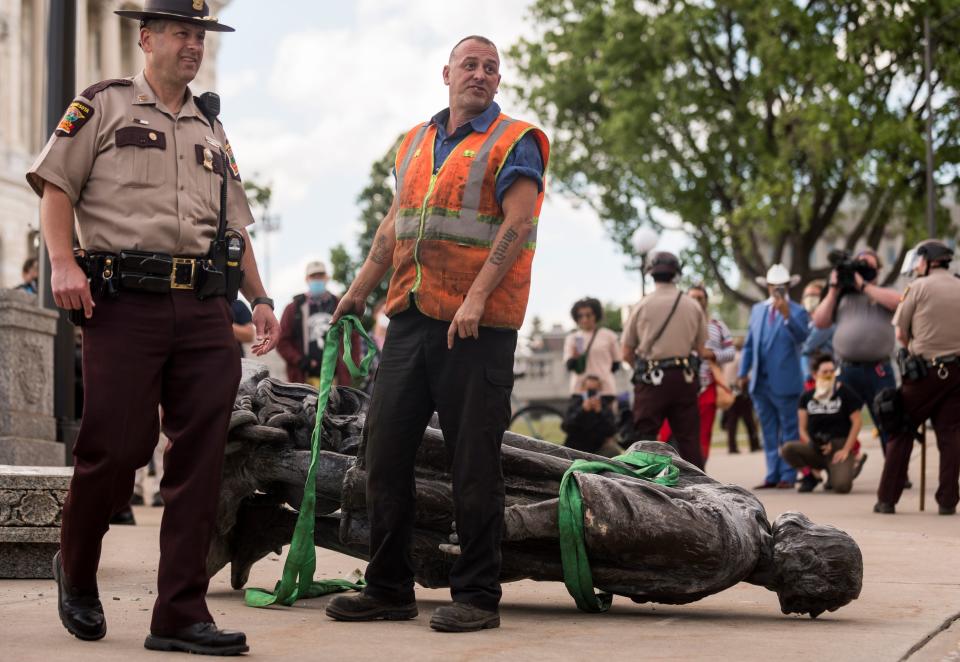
[307,280,326,296]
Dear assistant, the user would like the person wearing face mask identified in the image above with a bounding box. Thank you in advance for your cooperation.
[811,249,901,455]
[278,260,356,387]
[783,354,863,494]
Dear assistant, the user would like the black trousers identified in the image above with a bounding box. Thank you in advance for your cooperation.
[63,290,240,635]
[632,370,704,469]
[363,308,516,612]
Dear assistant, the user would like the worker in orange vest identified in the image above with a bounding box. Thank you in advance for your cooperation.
[327,35,549,633]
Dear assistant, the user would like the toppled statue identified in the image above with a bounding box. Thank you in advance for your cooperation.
[210,362,862,619]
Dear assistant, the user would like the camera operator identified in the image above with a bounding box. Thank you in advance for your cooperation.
[562,374,621,457]
[811,249,900,453]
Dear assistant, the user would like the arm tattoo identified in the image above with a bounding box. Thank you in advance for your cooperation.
[490,228,520,266]
[369,235,391,265]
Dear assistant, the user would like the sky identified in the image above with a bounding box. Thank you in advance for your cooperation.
[214,0,688,331]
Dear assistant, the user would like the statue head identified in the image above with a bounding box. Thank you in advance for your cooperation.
[770,512,863,618]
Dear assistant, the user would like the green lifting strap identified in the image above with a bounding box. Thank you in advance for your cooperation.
[245,315,376,608]
[557,450,680,613]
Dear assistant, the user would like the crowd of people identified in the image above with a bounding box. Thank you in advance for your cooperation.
[559,245,960,518]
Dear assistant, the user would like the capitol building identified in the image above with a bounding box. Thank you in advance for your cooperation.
[0,0,227,288]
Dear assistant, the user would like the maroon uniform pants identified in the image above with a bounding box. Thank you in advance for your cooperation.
[60,290,240,635]
[877,365,960,509]
[633,370,704,469]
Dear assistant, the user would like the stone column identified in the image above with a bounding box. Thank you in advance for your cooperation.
[100,0,121,79]
[0,289,61,465]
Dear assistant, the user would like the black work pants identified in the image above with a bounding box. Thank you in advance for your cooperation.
[725,393,761,452]
[632,370,704,468]
[363,308,516,612]
[61,290,240,635]
[877,365,960,508]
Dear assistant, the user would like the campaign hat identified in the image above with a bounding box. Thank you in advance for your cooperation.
[115,0,235,33]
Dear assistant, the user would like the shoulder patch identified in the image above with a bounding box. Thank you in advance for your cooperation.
[55,100,95,137]
[224,141,241,181]
[80,78,132,101]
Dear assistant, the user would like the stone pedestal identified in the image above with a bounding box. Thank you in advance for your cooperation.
[0,465,72,578]
[0,289,61,466]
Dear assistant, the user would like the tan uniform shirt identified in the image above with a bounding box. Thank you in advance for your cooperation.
[622,284,707,361]
[893,269,960,359]
[26,71,253,256]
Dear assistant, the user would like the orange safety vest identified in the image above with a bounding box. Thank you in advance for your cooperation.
[384,112,550,330]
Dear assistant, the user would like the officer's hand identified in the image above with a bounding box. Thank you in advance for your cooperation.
[447,293,485,349]
[331,291,366,325]
[51,258,94,319]
[251,305,280,356]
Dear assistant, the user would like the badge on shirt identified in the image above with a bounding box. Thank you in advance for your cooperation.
[224,141,240,180]
[55,100,94,137]
[204,136,222,150]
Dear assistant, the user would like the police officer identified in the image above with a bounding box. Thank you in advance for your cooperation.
[621,252,708,468]
[26,1,279,655]
[875,240,960,515]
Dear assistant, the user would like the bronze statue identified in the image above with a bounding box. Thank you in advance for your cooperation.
[209,362,862,619]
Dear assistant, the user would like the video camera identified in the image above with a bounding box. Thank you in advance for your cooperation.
[827,249,873,296]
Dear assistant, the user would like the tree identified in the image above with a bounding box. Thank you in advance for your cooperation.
[330,135,404,315]
[510,0,960,303]
[243,177,273,239]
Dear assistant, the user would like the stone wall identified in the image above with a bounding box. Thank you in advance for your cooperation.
[0,289,61,465]
[0,465,71,578]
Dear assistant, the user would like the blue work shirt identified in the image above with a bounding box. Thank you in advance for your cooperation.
[428,102,544,206]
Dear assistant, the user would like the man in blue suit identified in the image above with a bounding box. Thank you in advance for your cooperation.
[737,264,811,488]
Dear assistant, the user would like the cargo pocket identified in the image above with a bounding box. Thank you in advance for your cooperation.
[115,127,166,188]
[484,366,514,427]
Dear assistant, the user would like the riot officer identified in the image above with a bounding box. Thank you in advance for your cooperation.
[875,240,960,515]
[26,1,279,655]
[621,252,708,468]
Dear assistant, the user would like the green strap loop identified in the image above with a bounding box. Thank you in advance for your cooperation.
[245,315,376,608]
[557,450,679,613]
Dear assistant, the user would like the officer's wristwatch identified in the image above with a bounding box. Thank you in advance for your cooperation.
[252,296,274,310]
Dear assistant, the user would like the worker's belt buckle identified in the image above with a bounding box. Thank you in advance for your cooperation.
[171,258,196,290]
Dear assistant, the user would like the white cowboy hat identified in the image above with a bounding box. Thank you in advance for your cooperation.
[755,263,801,288]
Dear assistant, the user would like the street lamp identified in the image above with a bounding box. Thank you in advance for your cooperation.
[631,226,659,296]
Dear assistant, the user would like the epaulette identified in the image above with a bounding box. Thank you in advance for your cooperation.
[80,78,132,101]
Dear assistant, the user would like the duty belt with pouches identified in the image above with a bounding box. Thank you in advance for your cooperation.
[77,249,210,295]
[926,354,959,380]
[635,355,699,386]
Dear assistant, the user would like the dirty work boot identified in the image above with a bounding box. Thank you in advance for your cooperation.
[430,602,500,632]
[53,551,106,641]
[144,622,248,656]
[325,592,418,621]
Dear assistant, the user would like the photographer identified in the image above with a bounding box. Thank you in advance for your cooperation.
[562,374,621,457]
[811,249,900,453]
[782,354,863,494]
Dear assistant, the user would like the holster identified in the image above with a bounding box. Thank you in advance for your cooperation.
[873,387,913,439]
[897,348,928,382]
[69,251,121,327]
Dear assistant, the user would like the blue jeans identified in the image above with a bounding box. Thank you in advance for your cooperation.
[752,384,801,484]
[838,361,896,453]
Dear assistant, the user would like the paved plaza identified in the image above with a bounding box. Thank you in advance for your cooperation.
[2,435,958,661]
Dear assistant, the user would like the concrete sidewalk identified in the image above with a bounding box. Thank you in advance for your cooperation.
[2,435,958,661]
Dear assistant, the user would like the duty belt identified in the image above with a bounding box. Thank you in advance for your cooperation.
[79,250,207,295]
[635,356,699,386]
[926,355,959,380]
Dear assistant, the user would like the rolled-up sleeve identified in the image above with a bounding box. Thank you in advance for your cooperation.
[495,132,544,206]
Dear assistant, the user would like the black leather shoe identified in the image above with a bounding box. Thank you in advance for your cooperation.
[873,501,896,514]
[144,622,248,656]
[939,505,957,515]
[326,592,418,621]
[430,602,500,632]
[53,551,106,641]
[110,506,136,526]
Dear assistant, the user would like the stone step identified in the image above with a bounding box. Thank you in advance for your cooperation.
[0,465,72,578]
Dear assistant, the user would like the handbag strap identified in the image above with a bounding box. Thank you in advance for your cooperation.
[642,292,683,358]
[583,329,599,358]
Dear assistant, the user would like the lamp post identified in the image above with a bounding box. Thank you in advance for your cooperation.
[631,226,659,297]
